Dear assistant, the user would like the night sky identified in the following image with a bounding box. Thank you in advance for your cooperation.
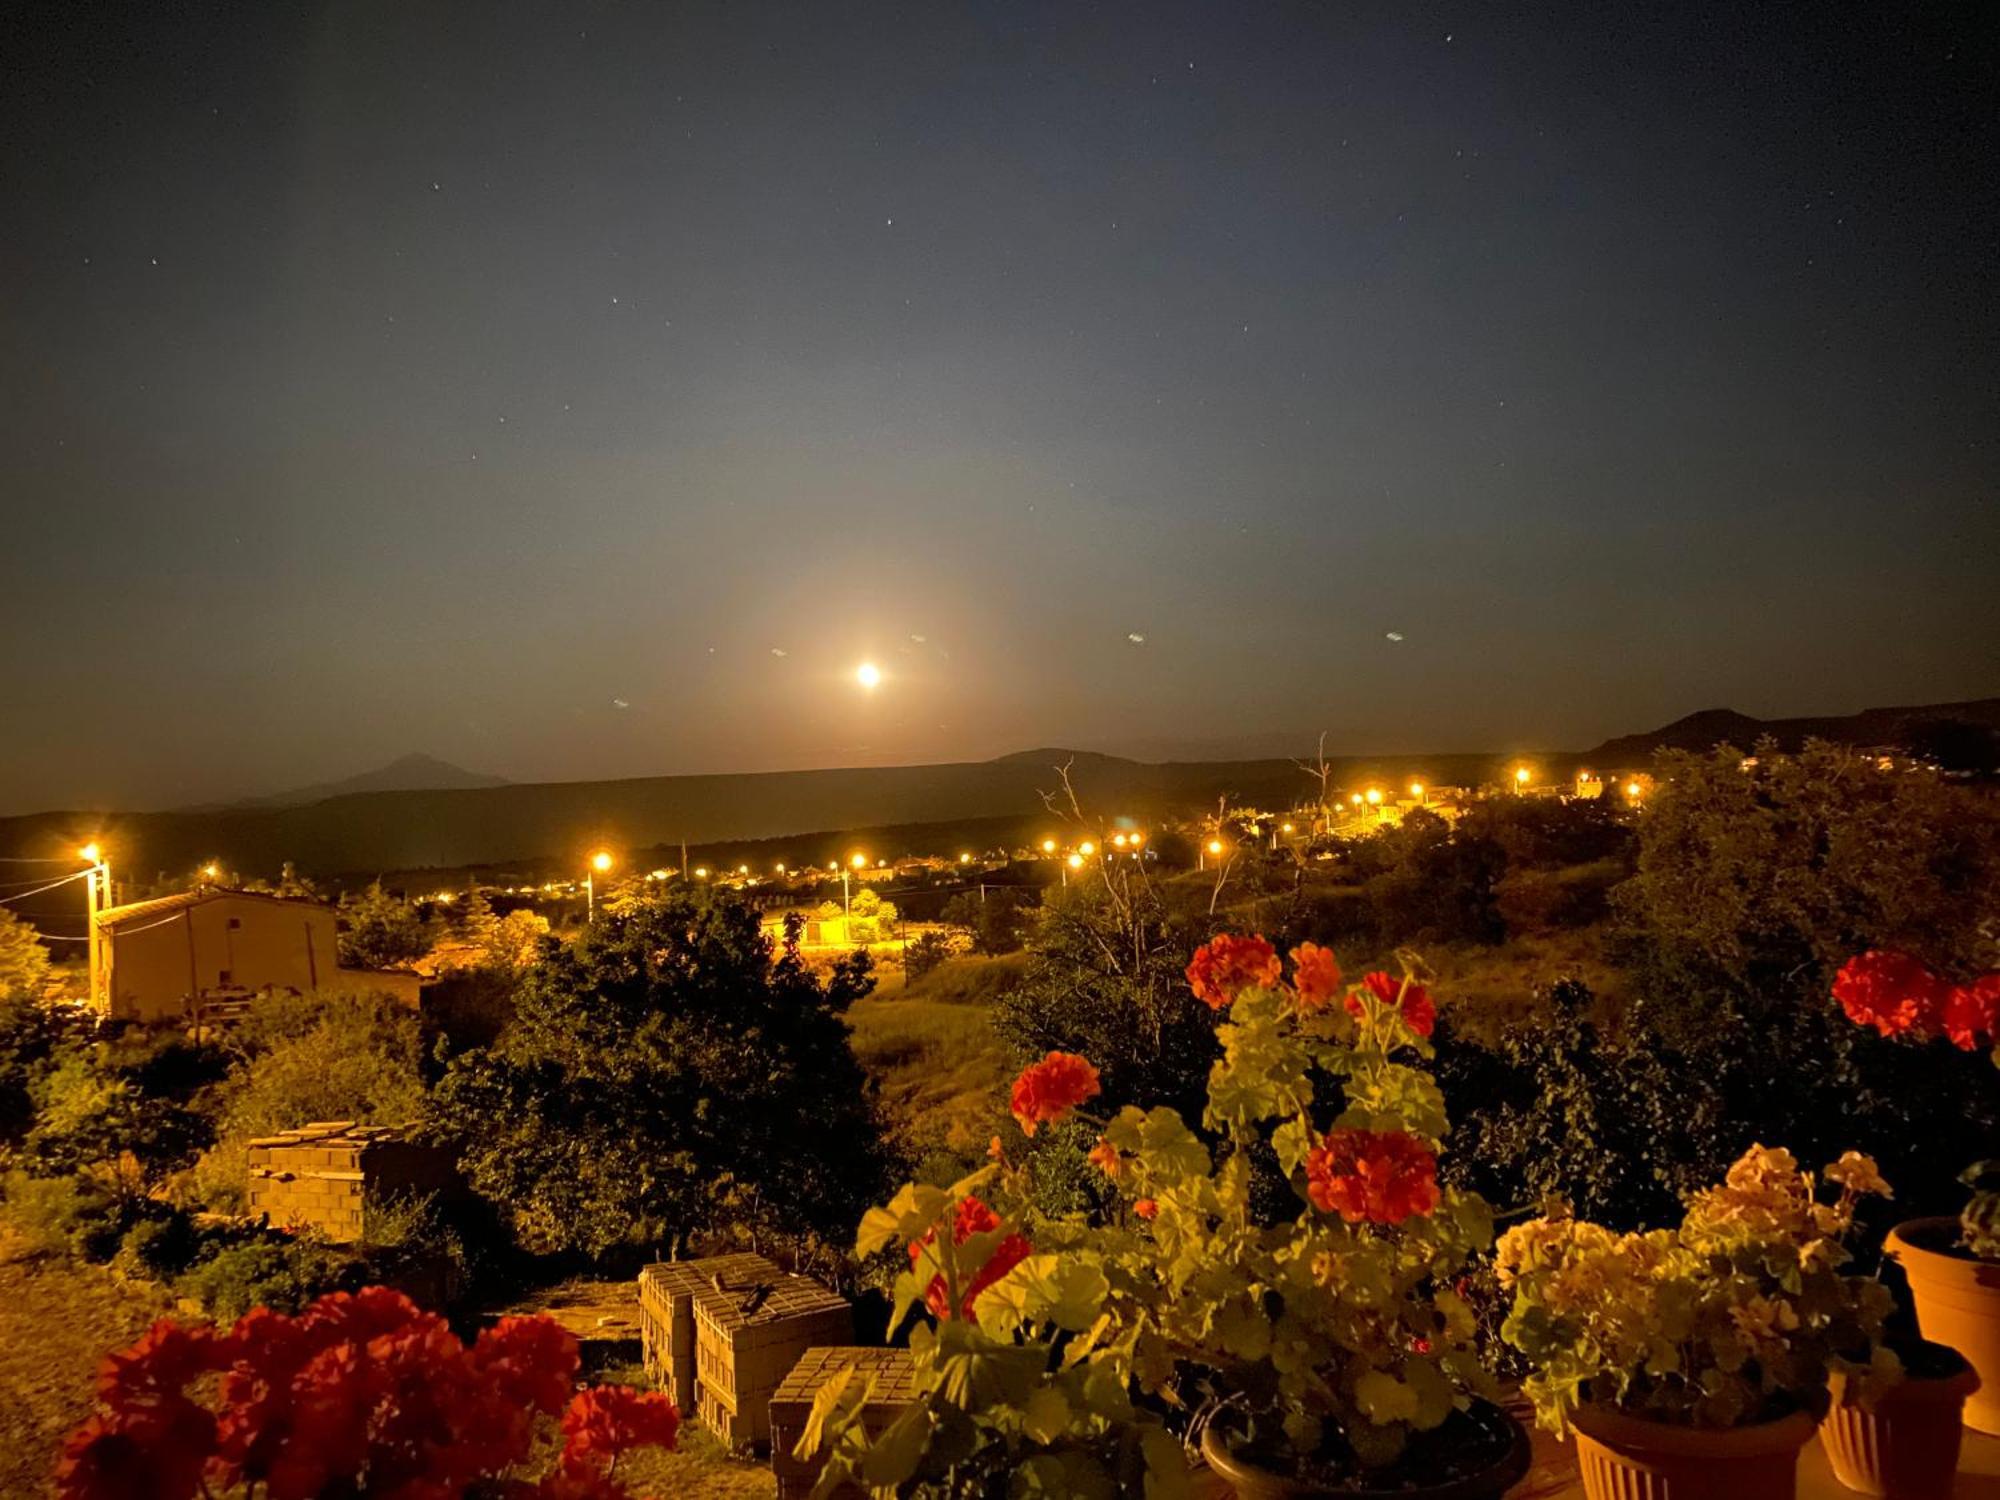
[4,2,1995,814]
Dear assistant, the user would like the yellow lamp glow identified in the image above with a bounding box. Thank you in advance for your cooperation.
[1626,780,1642,798]
[1280,822,1294,834]
[1041,839,1057,855]
[1349,793,1363,806]
[1514,767,1531,785]
[201,862,220,879]
[1365,788,1382,805]
[1129,831,1144,845]
[851,853,868,869]
[694,866,709,878]
[1067,853,1084,869]
[79,843,101,865]
[1410,782,1424,797]
[590,850,614,873]
[959,852,972,863]
[1078,840,1096,856]
[1206,839,1224,856]
[855,661,882,689]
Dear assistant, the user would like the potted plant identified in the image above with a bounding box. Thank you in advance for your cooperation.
[1498,1144,1898,1500]
[808,935,1528,1497]
[1833,950,2000,1437]
[1074,937,1530,1497]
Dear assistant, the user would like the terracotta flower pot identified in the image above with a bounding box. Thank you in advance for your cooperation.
[1818,1345,1979,1499]
[1199,1400,1530,1499]
[1568,1404,1814,1500]
[1887,1216,2000,1435]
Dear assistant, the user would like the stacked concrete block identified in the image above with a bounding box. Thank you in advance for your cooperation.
[244,1122,452,1243]
[695,1270,853,1449]
[639,1253,782,1419]
[637,1254,854,1452]
[768,1347,920,1500]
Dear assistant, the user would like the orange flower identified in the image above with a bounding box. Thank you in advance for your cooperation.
[1009,1051,1101,1136]
[1289,942,1342,1012]
[1133,1199,1158,1220]
[1087,1139,1123,1178]
[1351,971,1436,1039]
[1305,1128,1440,1224]
[1186,934,1282,1010]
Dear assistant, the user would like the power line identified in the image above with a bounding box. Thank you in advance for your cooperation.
[0,870,90,905]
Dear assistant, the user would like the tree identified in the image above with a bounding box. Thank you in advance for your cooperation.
[427,889,897,1261]
[847,887,899,944]
[0,992,87,1149]
[192,989,427,1212]
[0,910,51,1002]
[941,888,1033,955]
[1604,740,2000,1218]
[336,882,432,969]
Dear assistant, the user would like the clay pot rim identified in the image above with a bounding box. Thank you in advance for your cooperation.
[1570,1402,1815,1458]
[1831,1355,1982,1406]
[1199,1401,1531,1499]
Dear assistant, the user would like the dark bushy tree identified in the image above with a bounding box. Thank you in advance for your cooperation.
[337,882,433,969]
[1604,741,2000,1218]
[941,887,1034,955]
[427,890,896,1262]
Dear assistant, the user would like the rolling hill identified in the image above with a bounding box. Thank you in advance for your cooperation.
[2,697,1991,884]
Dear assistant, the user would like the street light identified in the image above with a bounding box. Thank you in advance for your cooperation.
[843,853,868,915]
[1410,782,1425,802]
[586,849,614,921]
[1365,788,1382,806]
[79,843,110,1014]
[1201,837,1224,871]
[1514,767,1532,792]
[1626,780,1643,801]
[1041,839,1057,856]
[1078,840,1096,857]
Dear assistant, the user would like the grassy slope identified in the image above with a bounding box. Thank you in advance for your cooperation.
[0,1232,177,1499]
[848,953,1025,1160]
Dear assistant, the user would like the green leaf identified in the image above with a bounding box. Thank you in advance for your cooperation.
[1140,1425,1194,1499]
[976,1254,1110,1340]
[1272,1115,1314,1178]
[1021,1384,1071,1443]
[858,1402,935,1487]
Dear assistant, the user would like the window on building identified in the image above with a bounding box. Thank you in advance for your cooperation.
[218,969,233,985]
[226,916,242,930]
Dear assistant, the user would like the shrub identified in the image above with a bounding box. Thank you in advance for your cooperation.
[174,1235,358,1321]
[903,930,955,983]
[941,888,1035,955]
[336,881,433,969]
[429,890,897,1260]
[191,990,425,1212]
[0,1169,126,1260]
[54,1286,681,1500]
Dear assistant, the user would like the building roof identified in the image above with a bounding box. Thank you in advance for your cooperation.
[96,887,334,929]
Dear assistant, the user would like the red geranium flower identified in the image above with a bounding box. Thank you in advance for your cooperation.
[1942,975,2000,1052]
[1133,1198,1158,1220]
[1087,1139,1123,1178]
[908,1196,1033,1320]
[1351,971,1436,1039]
[559,1384,681,1474]
[1187,934,1282,1010]
[1305,1128,1440,1224]
[1833,950,1946,1038]
[1289,943,1342,1012]
[1009,1051,1102,1136]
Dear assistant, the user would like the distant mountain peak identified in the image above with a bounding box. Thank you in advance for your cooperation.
[195,754,509,811]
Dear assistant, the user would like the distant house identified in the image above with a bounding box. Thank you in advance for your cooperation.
[91,888,419,1023]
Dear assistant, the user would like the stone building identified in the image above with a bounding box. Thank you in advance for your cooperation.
[245,1122,453,1242]
[637,1254,852,1450]
[769,1347,920,1499]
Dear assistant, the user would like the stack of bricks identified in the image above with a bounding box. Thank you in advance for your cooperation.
[768,1347,920,1499]
[636,1254,853,1451]
[244,1121,451,1243]
[639,1253,783,1419]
